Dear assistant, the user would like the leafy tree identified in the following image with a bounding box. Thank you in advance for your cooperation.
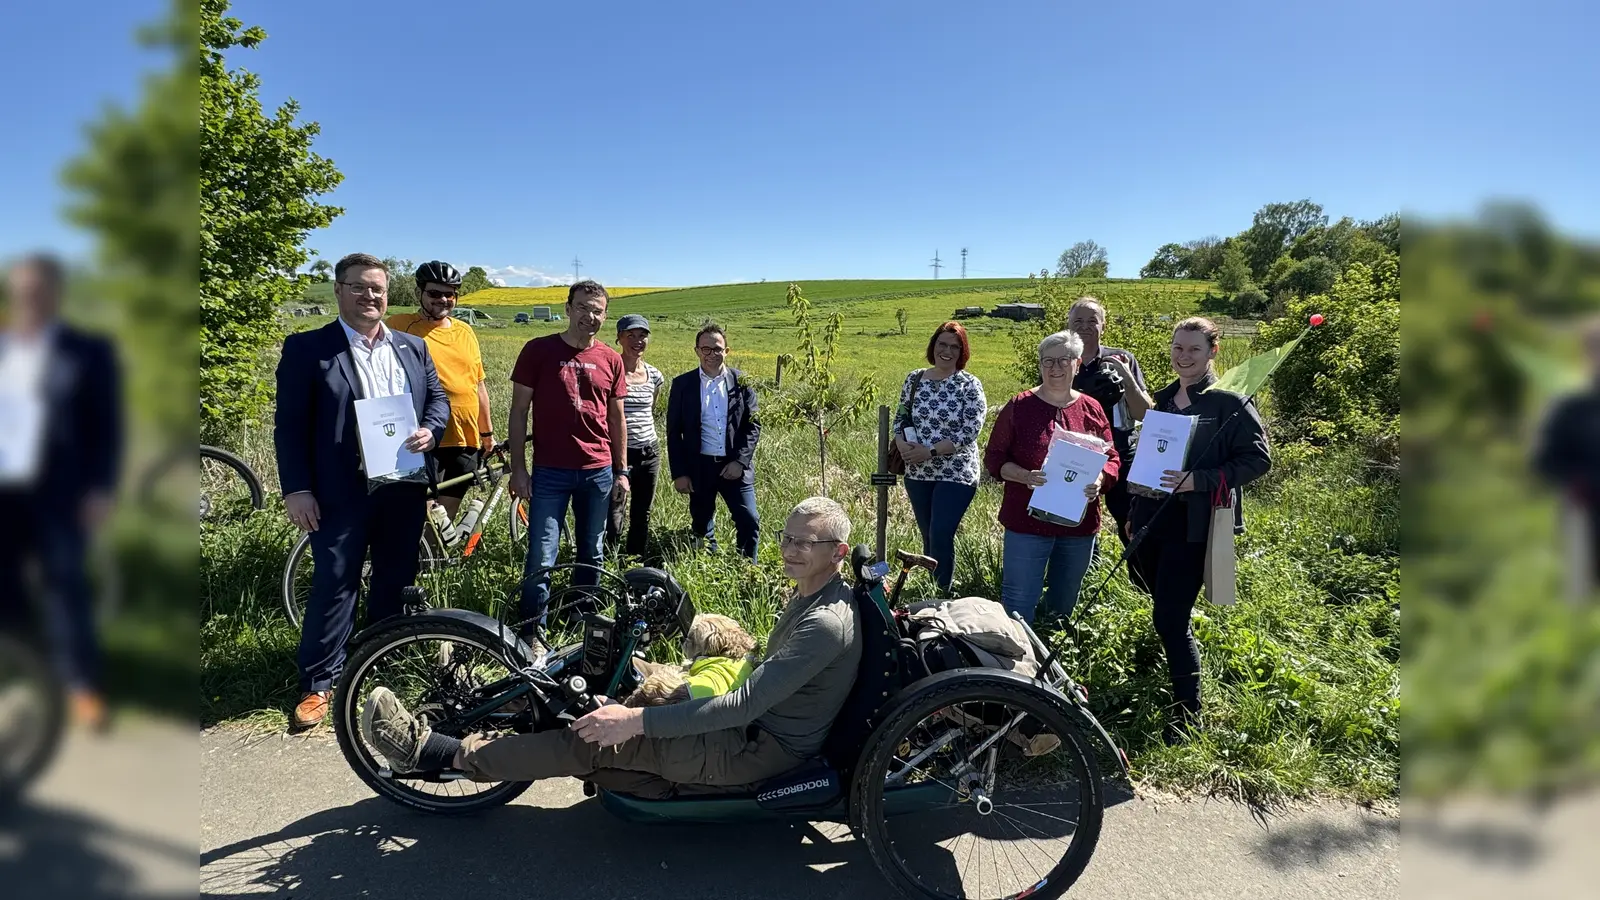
[60,2,198,439]
[1076,259,1109,279]
[1055,240,1107,277]
[461,265,494,295]
[1242,199,1328,280]
[1216,241,1254,294]
[895,306,908,335]
[198,0,342,434]
[383,256,417,306]
[1183,236,1226,279]
[765,283,876,496]
[1140,243,1191,279]
[1284,255,1339,297]
[309,258,332,282]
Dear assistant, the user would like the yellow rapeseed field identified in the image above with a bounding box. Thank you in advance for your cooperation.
[467,285,664,306]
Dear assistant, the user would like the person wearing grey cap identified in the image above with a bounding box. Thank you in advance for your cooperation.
[605,314,665,557]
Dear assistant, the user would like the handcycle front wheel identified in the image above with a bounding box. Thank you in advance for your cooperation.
[852,672,1105,900]
[333,615,536,814]
[0,631,67,809]
[199,445,265,521]
[282,530,448,628]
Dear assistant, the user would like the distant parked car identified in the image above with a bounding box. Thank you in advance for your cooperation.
[452,308,494,326]
[514,312,530,324]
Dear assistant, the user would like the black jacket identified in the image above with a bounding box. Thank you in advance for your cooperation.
[1133,372,1272,542]
[1,325,123,504]
[665,367,759,484]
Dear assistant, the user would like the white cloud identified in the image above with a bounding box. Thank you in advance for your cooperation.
[480,265,572,288]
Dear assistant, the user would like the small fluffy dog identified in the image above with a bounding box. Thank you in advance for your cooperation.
[624,613,758,707]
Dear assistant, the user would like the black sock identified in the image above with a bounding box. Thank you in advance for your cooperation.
[415,732,464,771]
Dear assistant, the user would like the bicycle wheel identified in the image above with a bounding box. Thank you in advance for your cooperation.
[200,445,264,521]
[854,673,1104,900]
[333,615,534,814]
[0,631,67,809]
[283,532,448,629]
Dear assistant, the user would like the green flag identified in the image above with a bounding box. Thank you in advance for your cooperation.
[1205,332,1305,398]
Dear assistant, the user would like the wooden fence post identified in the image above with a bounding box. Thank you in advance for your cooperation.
[875,404,890,561]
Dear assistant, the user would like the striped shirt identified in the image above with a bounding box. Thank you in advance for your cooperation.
[621,361,665,449]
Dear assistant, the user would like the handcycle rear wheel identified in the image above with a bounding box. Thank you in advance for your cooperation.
[333,615,535,814]
[199,444,265,522]
[853,673,1104,900]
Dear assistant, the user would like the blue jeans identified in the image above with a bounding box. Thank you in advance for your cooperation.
[1000,530,1098,624]
[903,478,977,592]
[522,466,613,628]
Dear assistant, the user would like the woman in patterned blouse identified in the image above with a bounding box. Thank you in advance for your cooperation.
[892,322,988,592]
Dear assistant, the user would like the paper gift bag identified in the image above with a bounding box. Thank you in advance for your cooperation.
[1203,476,1237,606]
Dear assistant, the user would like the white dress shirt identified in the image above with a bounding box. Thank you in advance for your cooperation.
[0,325,55,484]
[699,367,730,456]
[338,317,409,399]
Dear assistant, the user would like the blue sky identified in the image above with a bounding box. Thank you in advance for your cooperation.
[5,0,1597,286]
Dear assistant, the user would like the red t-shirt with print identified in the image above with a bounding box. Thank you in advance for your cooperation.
[510,334,625,470]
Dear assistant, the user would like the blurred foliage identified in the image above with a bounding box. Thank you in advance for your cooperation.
[199,0,342,439]
[1405,203,1600,798]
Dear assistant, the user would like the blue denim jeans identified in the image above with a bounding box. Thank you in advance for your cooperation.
[903,478,977,592]
[1000,530,1098,624]
[521,465,613,628]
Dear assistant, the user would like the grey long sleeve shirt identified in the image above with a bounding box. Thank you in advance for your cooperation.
[642,574,861,759]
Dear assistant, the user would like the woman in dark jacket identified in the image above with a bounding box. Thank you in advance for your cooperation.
[1128,316,1271,743]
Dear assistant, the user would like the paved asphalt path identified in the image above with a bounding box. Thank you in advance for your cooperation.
[198,725,1398,899]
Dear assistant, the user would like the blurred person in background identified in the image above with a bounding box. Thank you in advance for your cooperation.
[984,330,1120,624]
[665,323,761,559]
[892,321,987,593]
[604,314,665,558]
[1068,296,1152,545]
[387,261,495,524]
[0,253,122,730]
[275,253,448,730]
[1532,314,1600,589]
[1127,317,1270,745]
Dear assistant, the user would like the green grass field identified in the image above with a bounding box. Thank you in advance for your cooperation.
[210,279,1397,807]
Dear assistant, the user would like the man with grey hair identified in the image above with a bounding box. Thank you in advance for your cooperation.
[360,497,863,798]
[1068,295,1150,545]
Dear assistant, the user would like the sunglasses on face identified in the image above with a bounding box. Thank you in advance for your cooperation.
[424,289,458,300]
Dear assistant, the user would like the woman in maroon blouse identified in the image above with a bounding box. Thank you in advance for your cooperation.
[984,330,1121,623]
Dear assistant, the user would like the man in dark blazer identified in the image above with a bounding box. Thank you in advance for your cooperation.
[0,253,122,730]
[275,252,448,729]
[665,323,760,558]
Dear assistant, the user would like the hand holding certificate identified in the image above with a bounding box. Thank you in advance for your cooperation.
[1027,430,1110,527]
[1127,410,1196,495]
[354,394,425,481]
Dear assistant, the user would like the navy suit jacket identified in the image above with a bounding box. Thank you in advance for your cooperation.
[0,325,122,506]
[273,320,449,506]
[664,367,759,484]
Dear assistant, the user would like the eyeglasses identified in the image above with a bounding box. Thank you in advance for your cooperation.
[1039,356,1075,370]
[423,289,458,300]
[778,532,841,551]
[338,282,386,298]
[697,345,727,355]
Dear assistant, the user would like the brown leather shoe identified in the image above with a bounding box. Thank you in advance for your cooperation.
[70,690,109,732]
[292,691,331,729]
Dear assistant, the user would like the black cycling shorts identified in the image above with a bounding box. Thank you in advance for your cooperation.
[433,447,482,499]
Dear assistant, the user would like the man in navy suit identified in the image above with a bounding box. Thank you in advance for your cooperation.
[0,253,122,730]
[665,323,761,558]
[274,253,448,729]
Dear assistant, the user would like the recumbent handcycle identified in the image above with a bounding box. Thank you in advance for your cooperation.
[330,547,1127,900]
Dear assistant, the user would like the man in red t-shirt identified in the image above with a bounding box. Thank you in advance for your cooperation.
[507,281,628,654]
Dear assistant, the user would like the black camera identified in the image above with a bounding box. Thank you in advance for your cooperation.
[1075,357,1126,411]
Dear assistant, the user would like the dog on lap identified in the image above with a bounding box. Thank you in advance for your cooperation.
[625,614,757,707]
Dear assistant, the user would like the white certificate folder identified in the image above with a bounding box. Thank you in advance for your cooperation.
[354,394,424,479]
[1127,410,1197,494]
[1027,434,1110,526]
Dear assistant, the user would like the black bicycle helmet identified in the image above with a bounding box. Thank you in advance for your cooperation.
[414,260,463,289]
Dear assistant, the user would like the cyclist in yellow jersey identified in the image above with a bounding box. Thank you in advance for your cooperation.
[386,261,494,522]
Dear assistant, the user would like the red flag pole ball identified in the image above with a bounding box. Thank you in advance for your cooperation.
[1309,314,1324,327]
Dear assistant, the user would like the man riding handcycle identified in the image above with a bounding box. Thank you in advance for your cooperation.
[334,497,1124,900]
